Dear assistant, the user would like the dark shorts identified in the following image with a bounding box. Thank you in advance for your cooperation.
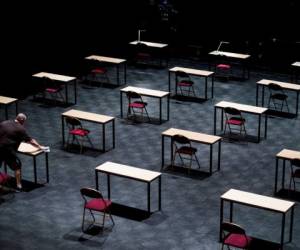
[0,147,22,171]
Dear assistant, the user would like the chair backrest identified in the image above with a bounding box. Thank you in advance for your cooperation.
[224,107,242,116]
[173,134,191,146]
[291,158,300,168]
[126,91,141,100]
[176,70,190,79]
[221,222,246,235]
[268,83,284,93]
[65,117,82,128]
[80,187,103,199]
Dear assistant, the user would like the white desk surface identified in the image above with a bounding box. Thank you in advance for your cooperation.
[292,62,300,67]
[277,149,300,160]
[18,142,43,156]
[62,109,114,124]
[209,50,250,59]
[96,161,161,182]
[215,101,267,114]
[85,55,126,64]
[121,86,170,98]
[0,96,18,104]
[257,79,300,91]
[221,189,295,213]
[162,128,221,144]
[169,67,214,77]
[33,72,76,82]
[129,40,168,48]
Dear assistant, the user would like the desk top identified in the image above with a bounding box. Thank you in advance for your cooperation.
[96,161,161,182]
[257,79,300,91]
[215,101,267,114]
[277,149,300,160]
[121,86,170,98]
[129,40,168,48]
[209,50,250,59]
[62,109,114,123]
[162,128,221,144]
[85,55,126,64]
[33,72,76,82]
[18,142,43,156]
[169,67,214,77]
[292,62,300,67]
[0,96,18,104]
[221,189,295,213]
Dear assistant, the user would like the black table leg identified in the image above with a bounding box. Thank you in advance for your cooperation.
[209,144,213,175]
[290,206,294,242]
[219,199,224,242]
[117,65,120,85]
[230,202,233,222]
[102,124,106,152]
[33,156,37,184]
[45,152,49,183]
[168,71,171,93]
[61,116,65,146]
[257,114,261,143]
[280,213,286,249]
[147,182,151,214]
[158,176,161,211]
[74,79,77,104]
[112,120,115,149]
[211,75,214,98]
[167,95,170,121]
[256,84,259,106]
[205,77,208,100]
[95,170,99,190]
[161,135,165,170]
[120,91,123,118]
[282,159,286,190]
[214,107,217,135]
[159,98,162,124]
[218,141,221,171]
[275,157,279,194]
[107,174,111,199]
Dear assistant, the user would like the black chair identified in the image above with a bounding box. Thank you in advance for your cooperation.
[175,71,196,97]
[135,43,151,64]
[267,83,289,112]
[80,187,114,232]
[65,117,93,154]
[289,158,300,191]
[42,77,65,104]
[224,107,247,137]
[221,222,252,250]
[126,91,150,122]
[171,134,200,173]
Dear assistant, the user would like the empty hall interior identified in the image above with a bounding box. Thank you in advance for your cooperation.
[1,1,300,250]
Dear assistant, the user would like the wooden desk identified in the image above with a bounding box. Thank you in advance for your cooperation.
[120,86,170,124]
[161,128,222,175]
[168,67,215,100]
[85,55,127,86]
[214,101,268,143]
[33,72,77,105]
[95,161,161,214]
[220,189,295,249]
[5,142,49,184]
[291,62,300,83]
[129,40,168,67]
[275,149,300,195]
[256,79,300,116]
[0,96,18,120]
[209,50,251,79]
[129,40,168,48]
[61,109,115,152]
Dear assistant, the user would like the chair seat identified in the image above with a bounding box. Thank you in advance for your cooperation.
[0,172,10,184]
[178,80,194,87]
[91,68,107,74]
[224,233,252,248]
[271,93,288,100]
[69,128,90,136]
[85,198,112,212]
[129,101,147,108]
[217,64,231,70]
[46,88,61,93]
[177,146,197,155]
[226,117,245,125]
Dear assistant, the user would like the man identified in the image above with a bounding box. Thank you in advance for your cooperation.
[0,113,43,191]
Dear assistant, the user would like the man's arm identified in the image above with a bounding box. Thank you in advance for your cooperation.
[28,138,42,149]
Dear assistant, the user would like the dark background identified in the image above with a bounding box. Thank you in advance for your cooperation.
[1,0,299,98]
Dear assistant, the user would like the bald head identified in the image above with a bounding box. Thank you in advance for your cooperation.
[16,113,27,125]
